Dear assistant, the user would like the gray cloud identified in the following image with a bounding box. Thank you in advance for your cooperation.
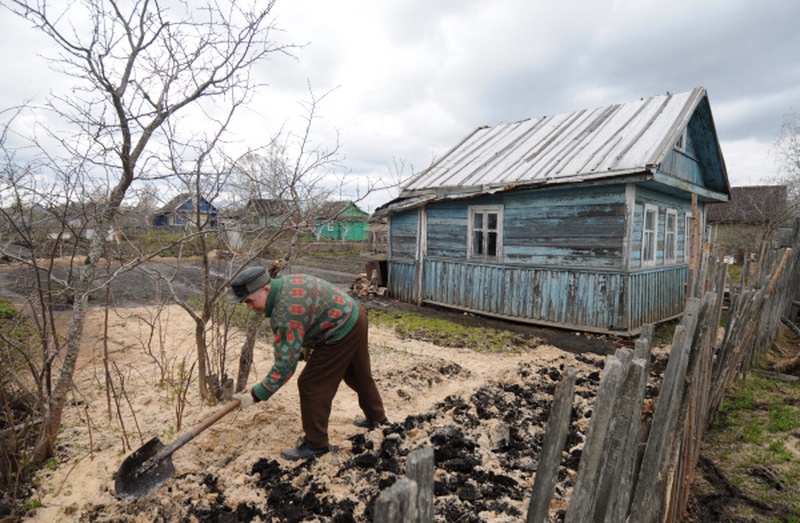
[2,0,798,212]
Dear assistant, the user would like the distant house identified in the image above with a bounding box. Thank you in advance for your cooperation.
[374,87,730,335]
[153,193,218,228]
[315,201,369,241]
[707,185,789,263]
[243,198,290,228]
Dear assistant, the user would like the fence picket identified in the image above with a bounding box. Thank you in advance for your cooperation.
[628,298,700,523]
[526,367,577,523]
[406,447,435,523]
[374,478,418,523]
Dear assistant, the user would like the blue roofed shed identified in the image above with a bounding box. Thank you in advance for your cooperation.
[373,87,730,334]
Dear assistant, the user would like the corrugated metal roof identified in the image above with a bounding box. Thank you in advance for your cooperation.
[401,88,705,194]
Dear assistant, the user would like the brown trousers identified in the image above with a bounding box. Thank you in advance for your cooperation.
[297,307,385,448]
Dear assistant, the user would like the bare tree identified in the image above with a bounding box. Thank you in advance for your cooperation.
[774,110,800,215]
[0,0,287,463]
[152,118,238,400]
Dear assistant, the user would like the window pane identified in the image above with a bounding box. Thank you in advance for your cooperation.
[487,232,497,256]
[645,211,654,230]
[469,206,502,260]
[665,213,676,260]
[473,231,483,255]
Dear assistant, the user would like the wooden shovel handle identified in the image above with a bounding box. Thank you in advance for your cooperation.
[155,399,241,460]
[190,399,241,437]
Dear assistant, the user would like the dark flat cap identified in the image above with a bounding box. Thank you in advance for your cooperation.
[230,266,271,302]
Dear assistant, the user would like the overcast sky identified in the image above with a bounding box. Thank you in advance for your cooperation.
[2,0,800,212]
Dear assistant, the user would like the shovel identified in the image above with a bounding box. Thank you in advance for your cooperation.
[114,399,240,500]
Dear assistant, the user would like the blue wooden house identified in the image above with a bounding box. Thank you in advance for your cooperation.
[153,193,218,228]
[373,87,730,334]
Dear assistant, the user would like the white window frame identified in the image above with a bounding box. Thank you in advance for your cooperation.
[468,205,503,260]
[641,204,658,267]
[675,128,687,152]
[665,209,677,264]
[684,212,694,263]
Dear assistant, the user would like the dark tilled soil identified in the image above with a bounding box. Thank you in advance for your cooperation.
[82,359,611,522]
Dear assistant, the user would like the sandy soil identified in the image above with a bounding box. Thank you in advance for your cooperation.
[20,300,633,523]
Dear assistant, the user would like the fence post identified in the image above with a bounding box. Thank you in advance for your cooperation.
[668,290,720,522]
[526,367,577,523]
[563,356,625,523]
[406,446,435,523]
[374,478,419,523]
[601,353,649,522]
[628,298,700,523]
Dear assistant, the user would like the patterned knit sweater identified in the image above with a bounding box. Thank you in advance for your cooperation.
[252,274,359,402]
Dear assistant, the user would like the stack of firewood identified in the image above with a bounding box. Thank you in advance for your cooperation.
[349,273,386,298]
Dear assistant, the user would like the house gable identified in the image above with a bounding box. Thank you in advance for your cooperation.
[153,193,218,227]
[650,95,729,202]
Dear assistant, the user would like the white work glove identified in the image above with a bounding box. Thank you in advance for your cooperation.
[234,390,255,409]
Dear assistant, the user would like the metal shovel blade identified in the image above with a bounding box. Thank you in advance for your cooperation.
[114,436,175,500]
[113,399,240,501]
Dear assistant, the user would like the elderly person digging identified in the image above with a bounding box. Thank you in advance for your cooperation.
[230,266,388,460]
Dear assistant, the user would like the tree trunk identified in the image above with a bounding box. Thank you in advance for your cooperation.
[196,318,210,400]
[32,173,132,463]
[237,317,259,392]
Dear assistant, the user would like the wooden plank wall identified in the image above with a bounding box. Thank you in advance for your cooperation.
[386,259,687,333]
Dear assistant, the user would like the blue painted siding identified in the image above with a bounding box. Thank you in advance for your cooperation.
[388,259,686,332]
[389,211,418,261]
[426,203,468,259]
[503,187,626,269]
[388,261,417,303]
[630,186,695,268]
[662,148,703,187]
[385,183,696,333]
[659,100,726,191]
[422,185,628,269]
[627,266,688,326]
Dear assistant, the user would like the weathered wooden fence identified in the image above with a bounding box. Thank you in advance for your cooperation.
[375,222,800,522]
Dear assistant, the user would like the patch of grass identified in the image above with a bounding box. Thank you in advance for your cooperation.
[368,308,542,353]
[768,403,800,433]
[21,498,42,513]
[741,419,765,445]
[701,373,800,520]
[767,440,793,463]
[121,230,224,258]
[653,319,679,345]
[727,263,743,285]
[0,297,18,319]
